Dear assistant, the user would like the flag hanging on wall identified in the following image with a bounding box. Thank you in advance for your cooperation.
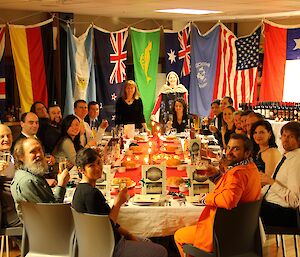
[64,25,96,116]
[9,18,54,112]
[213,24,261,109]
[189,24,220,117]
[0,26,5,100]
[94,26,128,125]
[164,23,191,89]
[261,21,300,102]
[131,27,160,124]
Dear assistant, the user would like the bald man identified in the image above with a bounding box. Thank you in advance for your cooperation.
[0,124,21,228]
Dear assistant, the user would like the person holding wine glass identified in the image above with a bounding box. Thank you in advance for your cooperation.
[52,115,83,167]
[72,148,168,257]
[166,98,189,133]
[115,80,150,134]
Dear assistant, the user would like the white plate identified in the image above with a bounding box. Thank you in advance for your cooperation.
[131,202,155,206]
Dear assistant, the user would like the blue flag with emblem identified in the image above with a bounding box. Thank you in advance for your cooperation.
[164,23,191,89]
[94,26,128,126]
[189,24,220,117]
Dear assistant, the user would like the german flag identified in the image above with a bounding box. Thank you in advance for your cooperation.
[9,18,54,112]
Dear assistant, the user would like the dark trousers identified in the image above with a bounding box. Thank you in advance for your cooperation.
[260,200,298,227]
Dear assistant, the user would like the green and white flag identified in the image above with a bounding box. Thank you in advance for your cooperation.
[131,27,160,125]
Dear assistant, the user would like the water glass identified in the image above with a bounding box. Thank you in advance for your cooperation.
[58,157,67,173]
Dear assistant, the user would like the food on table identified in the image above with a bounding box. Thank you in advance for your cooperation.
[166,176,184,187]
[121,160,137,168]
[129,145,143,153]
[166,135,177,140]
[166,158,181,166]
[165,145,178,152]
[112,177,134,187]
[134,135,147,141]
[152,153,180,164]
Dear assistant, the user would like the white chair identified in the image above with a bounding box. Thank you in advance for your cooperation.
[71,208,115,257]
[20,202,75,257]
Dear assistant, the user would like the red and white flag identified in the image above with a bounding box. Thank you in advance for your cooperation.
[213,24,261,109]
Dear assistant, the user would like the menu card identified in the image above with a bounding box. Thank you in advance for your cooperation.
[141,165,166,196]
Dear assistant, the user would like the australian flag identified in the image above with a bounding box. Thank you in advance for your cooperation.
[164,23,191,89]
[94,27,128,128]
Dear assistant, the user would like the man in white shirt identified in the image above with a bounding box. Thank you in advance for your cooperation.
[260,121,300,227]
[74,99,108,147]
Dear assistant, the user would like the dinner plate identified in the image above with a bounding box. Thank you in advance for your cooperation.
[125,165,140,170]
[111,181,136,189]
[131,201,155,206]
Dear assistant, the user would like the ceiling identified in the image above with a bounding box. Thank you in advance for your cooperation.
[1,0,300,22]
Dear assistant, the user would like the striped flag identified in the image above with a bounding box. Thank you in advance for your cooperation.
[0,26,5,100]
[9,19,54,112]
[213,24,261,109]
[261,21,300,102]
[64,25,96,116]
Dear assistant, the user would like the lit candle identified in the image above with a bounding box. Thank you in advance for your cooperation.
[149,141,153,148]
[126,157,131,162]
[148,148,151,155]
[151,121,155,127]
[144,156,149,164]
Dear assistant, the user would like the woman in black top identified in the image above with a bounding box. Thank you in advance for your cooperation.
[115,80,150,134]
[167,97,189,133]
[250,120,281,177]
[221,106,236,149]
[72,148,167,257]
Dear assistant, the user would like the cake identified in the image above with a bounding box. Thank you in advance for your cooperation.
[121,160,137,168]
[166,158,181,166]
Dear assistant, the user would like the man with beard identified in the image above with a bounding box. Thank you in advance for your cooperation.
[41,104,63,154]
[174,134,261,256]
[0,124,21,228]
[11,137,70,218]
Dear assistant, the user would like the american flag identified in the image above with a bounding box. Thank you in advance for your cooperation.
[109,30,128,84]
[178,25,191,77]
[213,24,261,109]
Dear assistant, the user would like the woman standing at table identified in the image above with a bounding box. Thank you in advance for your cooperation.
[52,115,83,166]
[115,80,150,134]
[167,98,189,133]
[250,120,281,177]
[151,71,188,127]
[72,148,168,257]
[221,106,236,149]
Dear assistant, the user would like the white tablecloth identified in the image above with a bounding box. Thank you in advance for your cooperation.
[117,201,204,238]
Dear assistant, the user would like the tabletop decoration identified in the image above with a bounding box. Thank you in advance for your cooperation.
[141,165,166,196]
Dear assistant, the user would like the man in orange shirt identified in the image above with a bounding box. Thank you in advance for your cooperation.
[175,133,261,256]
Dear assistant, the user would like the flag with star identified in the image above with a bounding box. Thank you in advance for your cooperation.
[261,21,300,102]
[94,26,128,126]
[164,23,191,89]
[213,24,261,109]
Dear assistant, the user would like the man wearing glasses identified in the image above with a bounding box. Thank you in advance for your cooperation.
[175,133,261,256]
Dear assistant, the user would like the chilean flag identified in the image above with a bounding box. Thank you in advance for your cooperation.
[261,21,300,102]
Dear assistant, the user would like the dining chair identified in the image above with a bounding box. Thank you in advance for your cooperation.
[0,202,24,257]
[20,202,75,257]
[183,199,263,257]
[263,208,300,257]
[71,208,115,257]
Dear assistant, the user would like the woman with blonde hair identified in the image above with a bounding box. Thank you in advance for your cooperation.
[115,80,150,133]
